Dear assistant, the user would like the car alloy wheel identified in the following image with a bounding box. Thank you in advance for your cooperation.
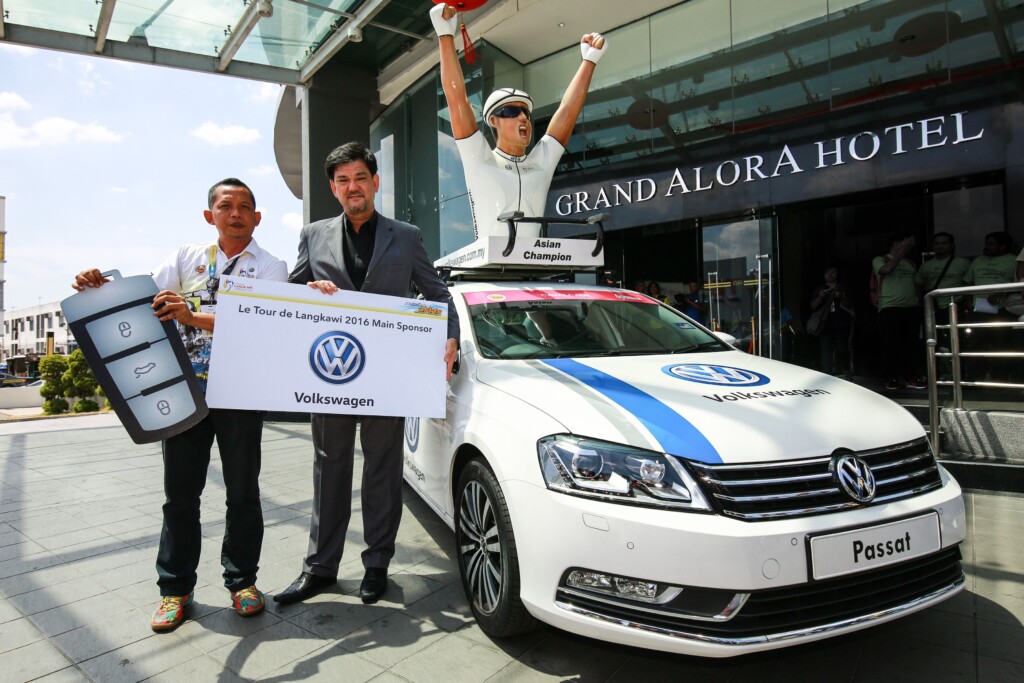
[460,478,501,613]
[455,458,537,637]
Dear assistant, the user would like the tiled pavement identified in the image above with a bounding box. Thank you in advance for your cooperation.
[0,414,1021,683]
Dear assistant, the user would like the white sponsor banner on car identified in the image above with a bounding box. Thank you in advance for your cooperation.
[809,512,941,580]
[206,276,448,418]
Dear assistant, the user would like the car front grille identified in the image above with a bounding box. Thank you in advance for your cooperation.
[688,437,943,520]
[555,546,963,643]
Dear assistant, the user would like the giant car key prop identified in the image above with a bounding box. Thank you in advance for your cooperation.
[61,270,208,444]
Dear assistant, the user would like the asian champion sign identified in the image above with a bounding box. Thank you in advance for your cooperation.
[205,276,448,418]
[435,235,604,270]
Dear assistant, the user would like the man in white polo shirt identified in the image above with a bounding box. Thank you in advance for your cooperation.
[73,178,287,632]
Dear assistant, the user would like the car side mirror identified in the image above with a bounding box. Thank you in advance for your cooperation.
[713,331,738,347]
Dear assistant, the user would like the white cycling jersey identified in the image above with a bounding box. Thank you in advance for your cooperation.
[455,130,564,240]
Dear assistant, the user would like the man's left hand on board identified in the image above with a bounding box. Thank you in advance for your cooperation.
[306,280,340,295]
[152,290,194,325]
[444,338,458,380]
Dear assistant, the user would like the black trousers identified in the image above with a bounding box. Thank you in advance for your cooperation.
[964,310,1019,381]
[818,325,851,376]
[156,408,264,596]
[303,414,405,577]
[878,306,923,382]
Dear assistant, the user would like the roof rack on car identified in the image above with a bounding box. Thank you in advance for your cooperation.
[434,212,610,275]
[495,211,607,258]
[441,266,589,283]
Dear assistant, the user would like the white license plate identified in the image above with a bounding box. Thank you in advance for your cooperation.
[809,512,941,580]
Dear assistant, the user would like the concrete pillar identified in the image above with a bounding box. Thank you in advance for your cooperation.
[301,60,381,223]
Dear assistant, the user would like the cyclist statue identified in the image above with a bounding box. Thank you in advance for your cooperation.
[430,2,607,242]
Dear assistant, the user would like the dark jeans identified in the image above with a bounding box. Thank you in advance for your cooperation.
[818,325,851,375]
[964,310,1019,382]
[156,408,264,596]
[878,306,923,383]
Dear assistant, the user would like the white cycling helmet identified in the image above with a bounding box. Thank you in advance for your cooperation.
[483,87,533,126]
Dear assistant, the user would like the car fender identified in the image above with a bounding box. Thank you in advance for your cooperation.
[449,369,565,515]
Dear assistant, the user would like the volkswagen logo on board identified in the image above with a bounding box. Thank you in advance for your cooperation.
[309,331,366,385]
[662,364,770,387]
[830,453,877,504]
[405,417,420,452]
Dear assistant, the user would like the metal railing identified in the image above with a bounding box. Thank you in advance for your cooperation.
[923,281,1024,458]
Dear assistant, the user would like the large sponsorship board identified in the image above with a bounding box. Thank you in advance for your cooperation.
[206,277,448,418]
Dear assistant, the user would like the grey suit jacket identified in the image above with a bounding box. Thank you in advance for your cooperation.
[288,212,460,340]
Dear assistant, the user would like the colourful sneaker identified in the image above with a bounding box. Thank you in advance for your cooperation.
[231,585,265,617]
[151,592,193,632]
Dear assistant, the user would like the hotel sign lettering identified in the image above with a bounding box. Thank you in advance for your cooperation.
[550,110,992,225]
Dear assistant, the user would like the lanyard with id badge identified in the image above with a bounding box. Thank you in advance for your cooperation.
[179,246,247,390]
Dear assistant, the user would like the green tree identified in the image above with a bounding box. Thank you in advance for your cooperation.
[62,349,100,413]
[38,354,70,415]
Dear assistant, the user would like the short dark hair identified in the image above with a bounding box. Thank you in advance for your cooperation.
[886,232,911,251]
[324,141,377,180]
[208,178,255,209]
[986,231,1013,250]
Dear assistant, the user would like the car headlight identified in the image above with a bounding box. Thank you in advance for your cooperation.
[538,435,711,511]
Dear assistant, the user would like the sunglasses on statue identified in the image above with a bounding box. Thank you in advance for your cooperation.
[492,105,531,120]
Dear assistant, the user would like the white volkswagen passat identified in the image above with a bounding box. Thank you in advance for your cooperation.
[403,282,965,657]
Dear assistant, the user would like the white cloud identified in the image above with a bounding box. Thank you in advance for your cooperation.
[281,212,304,231]
[0,112,125,149]
[247,164,275,177]
[0,92,30,111]
[251,83,282,103]
[109,186,129,193]
[189,122,261,146]
[77,60,111,96]
[0,43,36,57]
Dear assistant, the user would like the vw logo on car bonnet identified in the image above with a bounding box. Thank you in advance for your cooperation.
[662,364,769,386]
[830,453,877,504]
[309,331,366,385]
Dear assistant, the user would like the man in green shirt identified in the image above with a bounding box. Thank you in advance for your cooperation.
[963,231,1018,381]
[873,233,924,391]
[964,231,1017,306]
[918,233,970,380]
[918,232,970,315]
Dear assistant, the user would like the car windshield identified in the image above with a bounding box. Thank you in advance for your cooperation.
[465,288,730,360]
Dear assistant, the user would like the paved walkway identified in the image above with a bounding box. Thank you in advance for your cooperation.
[0,415,1021,682]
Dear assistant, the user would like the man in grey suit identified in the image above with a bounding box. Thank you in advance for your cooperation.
[274,141,459,605]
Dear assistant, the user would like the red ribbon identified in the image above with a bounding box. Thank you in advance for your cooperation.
[461,22,478,64]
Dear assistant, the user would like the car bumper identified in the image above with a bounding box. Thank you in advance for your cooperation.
[503,468,966,657]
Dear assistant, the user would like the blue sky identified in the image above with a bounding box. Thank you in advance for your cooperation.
[0,42,304,311]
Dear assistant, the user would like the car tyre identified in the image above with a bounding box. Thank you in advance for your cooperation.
[455,458,537,637]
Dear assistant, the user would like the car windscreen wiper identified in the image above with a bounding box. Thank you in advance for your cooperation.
[673,340,727,353]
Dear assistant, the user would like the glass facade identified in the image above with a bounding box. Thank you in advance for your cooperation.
[527,0,1019,175]
[368,0,1023,406]
[369,0,1023,256]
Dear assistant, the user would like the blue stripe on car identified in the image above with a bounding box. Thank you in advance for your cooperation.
[541,358,722,464]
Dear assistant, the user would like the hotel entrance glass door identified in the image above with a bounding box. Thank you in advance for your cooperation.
[702,216,778,357]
